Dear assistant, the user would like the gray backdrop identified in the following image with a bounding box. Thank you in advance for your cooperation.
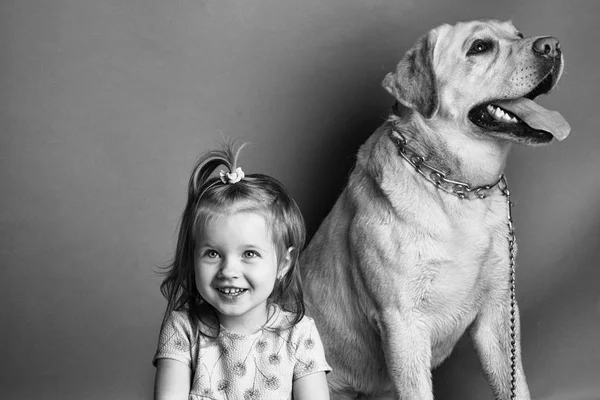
[1,0,599,399]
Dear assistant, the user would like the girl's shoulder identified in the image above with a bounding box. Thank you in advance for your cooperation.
[161,309,195,334]
[163,309,219,338]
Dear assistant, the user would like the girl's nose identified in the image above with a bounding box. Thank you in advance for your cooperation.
[218,257,240,279]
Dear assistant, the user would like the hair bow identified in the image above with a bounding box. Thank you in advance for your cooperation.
[220,167,245,184]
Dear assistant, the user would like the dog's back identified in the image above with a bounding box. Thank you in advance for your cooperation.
[302,126,395,395]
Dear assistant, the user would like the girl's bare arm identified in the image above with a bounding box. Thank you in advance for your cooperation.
[293,371,330,400]
[153,359,191,400]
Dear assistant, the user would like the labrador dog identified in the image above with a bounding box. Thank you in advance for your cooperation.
[301,19,570,400]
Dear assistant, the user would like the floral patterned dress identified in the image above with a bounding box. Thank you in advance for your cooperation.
[153,306,331,399]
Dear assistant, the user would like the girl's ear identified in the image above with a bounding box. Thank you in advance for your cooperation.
[277,247,294,280]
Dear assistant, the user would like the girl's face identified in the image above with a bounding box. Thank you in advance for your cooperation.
[194,212,290,335]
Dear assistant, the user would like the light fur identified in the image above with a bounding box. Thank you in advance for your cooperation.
[302,19,565,400]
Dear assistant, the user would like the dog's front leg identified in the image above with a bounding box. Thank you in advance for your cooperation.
[470,301,531,400]
[377,310,434,400]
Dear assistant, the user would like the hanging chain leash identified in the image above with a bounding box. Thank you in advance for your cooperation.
[389,123,518,399]
[499,177,518,400]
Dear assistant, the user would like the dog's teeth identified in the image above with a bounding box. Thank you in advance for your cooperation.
[487,104,518,123]
[498,109,518,123]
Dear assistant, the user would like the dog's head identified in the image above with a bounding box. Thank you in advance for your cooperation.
[383,19,570,145]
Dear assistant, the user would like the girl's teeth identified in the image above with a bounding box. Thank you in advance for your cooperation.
[219,288,245,295]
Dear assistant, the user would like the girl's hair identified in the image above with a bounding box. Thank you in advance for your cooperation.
[160,141,306,335]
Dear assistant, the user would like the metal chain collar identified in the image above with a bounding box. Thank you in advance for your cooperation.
[389,123,518,398]
[389,128,504,199]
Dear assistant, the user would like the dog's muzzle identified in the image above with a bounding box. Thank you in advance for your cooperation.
[468,36,570,144]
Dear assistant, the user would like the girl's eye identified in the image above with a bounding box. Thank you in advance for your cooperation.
[467,39,492,56]
[204,250,220,259]
[243,250,259,259]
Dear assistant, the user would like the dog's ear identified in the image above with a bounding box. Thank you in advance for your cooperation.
[382,32,439,119]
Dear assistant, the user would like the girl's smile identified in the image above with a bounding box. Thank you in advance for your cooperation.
[216,287,247,296]
[195,212,290,334]
[215,286,249,302]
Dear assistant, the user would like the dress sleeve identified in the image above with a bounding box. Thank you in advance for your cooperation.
[293,317,332,380]
[152,311,194,368]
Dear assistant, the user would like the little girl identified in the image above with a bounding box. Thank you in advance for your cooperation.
[153,142,331,400]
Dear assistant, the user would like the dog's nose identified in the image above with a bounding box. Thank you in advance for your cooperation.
[533,36,561,58]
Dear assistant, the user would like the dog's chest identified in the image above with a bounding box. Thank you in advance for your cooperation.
[405,198,511,329]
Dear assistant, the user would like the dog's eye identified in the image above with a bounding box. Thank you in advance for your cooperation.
[467,39,493,56]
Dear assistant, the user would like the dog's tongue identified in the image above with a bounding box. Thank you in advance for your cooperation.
[495,98,571,141]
